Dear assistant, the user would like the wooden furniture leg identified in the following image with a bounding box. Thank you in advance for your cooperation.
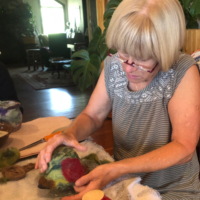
[51,63,55,75]
[41,54,44,70]
[27,50,31,70]
[56,64,60,79]
[63,64,71,77]
[33,52,37,71]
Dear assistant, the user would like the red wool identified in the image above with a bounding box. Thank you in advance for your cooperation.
[61,158,85,183]
[102,196,111,200]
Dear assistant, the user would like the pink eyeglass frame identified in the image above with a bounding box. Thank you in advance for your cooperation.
[107,50,158,73]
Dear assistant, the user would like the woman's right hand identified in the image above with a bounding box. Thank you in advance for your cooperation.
[35,131,87,173]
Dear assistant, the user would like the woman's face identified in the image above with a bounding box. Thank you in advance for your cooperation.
[118,51,159,84]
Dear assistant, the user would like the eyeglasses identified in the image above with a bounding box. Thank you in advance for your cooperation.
[107,51,158,73]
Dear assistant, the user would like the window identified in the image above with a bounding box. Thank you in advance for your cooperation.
[40,0,65,35]
[68,6,81,32]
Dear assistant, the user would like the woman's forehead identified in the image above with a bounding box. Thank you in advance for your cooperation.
[118,49,154,61]
[118,51,157,63]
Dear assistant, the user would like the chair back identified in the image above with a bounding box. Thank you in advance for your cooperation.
[48,33,70,58]
[38,35,49,47]
[48,33,67,51]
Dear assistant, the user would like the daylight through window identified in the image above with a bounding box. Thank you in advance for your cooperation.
[40,0,65,35]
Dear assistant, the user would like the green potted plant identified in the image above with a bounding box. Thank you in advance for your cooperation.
[19,2,36,44]
[71,0,200,91]
[180,0,200,28]
[70,0,121,91]
[0,0,36,62]
[0,1,36,39]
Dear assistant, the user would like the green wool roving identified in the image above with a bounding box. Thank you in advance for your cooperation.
[0,147,20,170]
[38,146,80,191]
[38,146,111,192]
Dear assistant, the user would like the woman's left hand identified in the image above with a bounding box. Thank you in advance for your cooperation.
[62,163,119,200]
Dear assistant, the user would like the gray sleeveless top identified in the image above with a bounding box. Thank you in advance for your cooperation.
[104,53,200,200]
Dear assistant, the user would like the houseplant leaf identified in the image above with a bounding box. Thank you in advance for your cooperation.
[180,0,200,16]
[104,9,115,20]
[104,0,122,32]
[105,0,122,11]
[90,54,101,73]
[70,0,123,91]
[70,60,88,73]
[97,33,109,61]
[87,27,102,55]
[72,49,89,60]
[181,0,191,10]
[190,0,200,16]
[70,50,101,91]
[104,17,111,30]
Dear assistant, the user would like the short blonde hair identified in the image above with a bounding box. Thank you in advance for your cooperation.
[106,0,186,71]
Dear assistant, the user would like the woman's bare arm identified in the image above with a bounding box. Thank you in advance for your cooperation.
[64,68,112,142]
[114,64,200,174]
[35,68,112,172]
[66,65,200,200]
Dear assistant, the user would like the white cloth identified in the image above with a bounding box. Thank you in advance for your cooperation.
[103,173,161,200]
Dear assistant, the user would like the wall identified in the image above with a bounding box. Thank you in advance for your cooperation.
[23,0,69,34]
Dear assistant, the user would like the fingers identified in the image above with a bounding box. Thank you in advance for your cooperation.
[61,133,87,152]
[73,185,87,193]
[35,133,87,173]
[35,134,64,172]
[35,150,48,172]
[61,167,109,200]
[62,185,97,200]
[62,193,82,200]
[35,149,46,171]
[68,140,87,152]
[75,174,91,187]
[35,161,38,169]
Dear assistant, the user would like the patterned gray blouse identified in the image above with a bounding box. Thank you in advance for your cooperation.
[104,52,200,199]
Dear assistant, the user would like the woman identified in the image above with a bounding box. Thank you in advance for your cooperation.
[0,61,23,112]
[0,62,20,102]
[36,0,200,199]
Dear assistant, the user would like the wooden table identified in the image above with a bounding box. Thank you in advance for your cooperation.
[0,116,116,199]
[49,58,71,78]
[0,116,113,158]
[0,117,160,200]
[26,49,44,71]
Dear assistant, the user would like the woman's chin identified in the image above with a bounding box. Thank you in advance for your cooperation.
[126,74,142,83]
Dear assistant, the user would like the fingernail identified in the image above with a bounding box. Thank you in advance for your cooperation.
[41,166,44,173]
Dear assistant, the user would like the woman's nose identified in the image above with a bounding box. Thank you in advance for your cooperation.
[127,57,134,65]
[124,61,137,72]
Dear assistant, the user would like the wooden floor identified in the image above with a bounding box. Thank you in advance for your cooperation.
[8,64,113,155]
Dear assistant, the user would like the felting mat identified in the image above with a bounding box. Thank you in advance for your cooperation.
[0,140,161,200]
